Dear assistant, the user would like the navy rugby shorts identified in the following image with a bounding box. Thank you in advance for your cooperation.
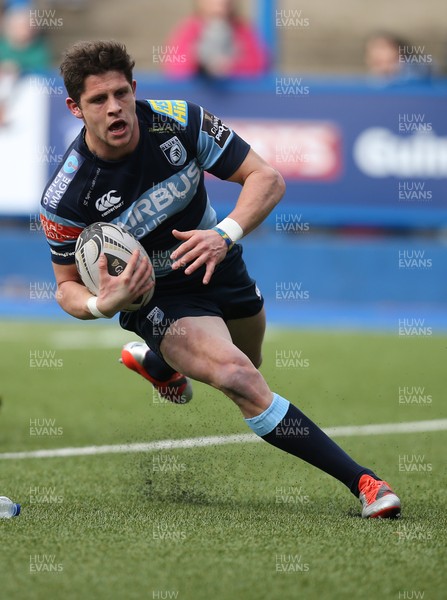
[119,244,264,358]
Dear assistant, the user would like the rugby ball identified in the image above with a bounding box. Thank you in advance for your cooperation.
[75,222,155,311]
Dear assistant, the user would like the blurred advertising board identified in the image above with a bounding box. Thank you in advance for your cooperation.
[2,75,446,228]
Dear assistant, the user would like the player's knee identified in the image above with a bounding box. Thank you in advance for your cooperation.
[239,347,262,369]
[215,355,264,401]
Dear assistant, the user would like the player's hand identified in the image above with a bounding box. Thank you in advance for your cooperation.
[95,250,154,316]
[171,228,229,285]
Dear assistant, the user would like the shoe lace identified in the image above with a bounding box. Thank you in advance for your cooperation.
[360,477,383,503]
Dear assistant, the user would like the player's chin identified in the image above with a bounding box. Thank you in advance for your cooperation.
[106,129,130,146]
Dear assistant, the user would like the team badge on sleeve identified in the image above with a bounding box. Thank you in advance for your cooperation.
[201,110,231,148]
[160,136,187,166]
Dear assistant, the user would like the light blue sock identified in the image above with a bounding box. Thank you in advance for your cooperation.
[244,393,290,437]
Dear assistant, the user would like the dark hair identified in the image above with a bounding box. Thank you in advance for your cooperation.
[60,40,135,103]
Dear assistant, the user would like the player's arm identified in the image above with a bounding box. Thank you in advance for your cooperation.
[53,252,154,319]
[171,148,285,283]
[53,262,97,319]
[222,147,285,235]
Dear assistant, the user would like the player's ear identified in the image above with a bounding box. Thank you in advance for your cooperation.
[131,80,137,95]
[66,97,83,119]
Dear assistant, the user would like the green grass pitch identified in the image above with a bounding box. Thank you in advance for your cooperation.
[0,320,446,600]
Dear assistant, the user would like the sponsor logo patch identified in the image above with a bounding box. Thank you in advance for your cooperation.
[201,110,231,148]
[147,99,188,125]
[159,137,187,166]
[63,154,79,174]
[42,150,84,212]
[40,214,83,243]
[95,189,123,213]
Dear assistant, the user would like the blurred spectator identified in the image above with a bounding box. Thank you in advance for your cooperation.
[3,0,32,9]
[0,4,51,124]
[162,0,268,79]
[364,32,435,83]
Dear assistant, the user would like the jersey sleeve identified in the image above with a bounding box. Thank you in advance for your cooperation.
[143,99,250,179]
[189,103,251,179]
[40,149,87,264]
[39,208,85,264]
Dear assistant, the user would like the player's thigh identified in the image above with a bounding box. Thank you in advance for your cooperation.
[160,315,233,382]
[226,307,266,368]
[159,315,271,409]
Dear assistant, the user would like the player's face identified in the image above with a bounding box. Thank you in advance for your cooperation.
[67,71,139,161]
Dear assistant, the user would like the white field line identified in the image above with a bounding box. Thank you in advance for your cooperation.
[0,325,285,349]
[0,419,446,461]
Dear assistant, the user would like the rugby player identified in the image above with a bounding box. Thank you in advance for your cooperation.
[40,40,401,519]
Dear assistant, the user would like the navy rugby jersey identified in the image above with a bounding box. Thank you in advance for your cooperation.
[40,99,250,277]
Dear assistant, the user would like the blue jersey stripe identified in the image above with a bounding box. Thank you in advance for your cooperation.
[112,159,201,240]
